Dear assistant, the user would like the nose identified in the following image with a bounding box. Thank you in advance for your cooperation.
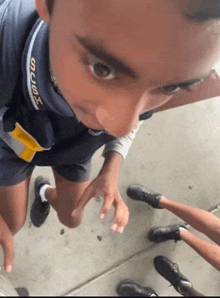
[95,103,141,137]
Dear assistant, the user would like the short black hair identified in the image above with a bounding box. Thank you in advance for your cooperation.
[46,0,220,23]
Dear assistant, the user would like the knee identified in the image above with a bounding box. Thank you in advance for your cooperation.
[57,212,83,229]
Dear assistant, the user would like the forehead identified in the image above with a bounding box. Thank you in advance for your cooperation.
[54,0,220,85]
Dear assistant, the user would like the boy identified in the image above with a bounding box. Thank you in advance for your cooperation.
[0,0,220,273]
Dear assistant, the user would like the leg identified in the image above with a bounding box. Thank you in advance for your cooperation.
[44,170,90,228]
[180,229,220,271]
[0,176,31,235]
[0,137,35,234]
[159,197,220,245]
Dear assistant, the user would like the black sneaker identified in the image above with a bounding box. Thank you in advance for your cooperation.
[116,280,158,297]
[154,256,192,294]
[127,184,163,209]
[148,224,187,243]
[30,176,51,227]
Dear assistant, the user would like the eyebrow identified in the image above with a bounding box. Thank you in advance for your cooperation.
[75,35,137,79]
[75,35,209,87]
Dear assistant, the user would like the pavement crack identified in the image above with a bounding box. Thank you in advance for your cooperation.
[62,243,158,296]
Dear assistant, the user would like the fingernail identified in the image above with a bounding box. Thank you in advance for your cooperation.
[99,213,105,220]
[6,265,12,273]
[71,210,77,217]
[118,227,124,234]
[111,224,118,231]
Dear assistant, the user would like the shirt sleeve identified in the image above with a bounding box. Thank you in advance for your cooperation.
[102,120,144,159]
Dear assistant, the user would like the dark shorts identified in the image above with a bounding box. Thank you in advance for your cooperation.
[0,138,91,187]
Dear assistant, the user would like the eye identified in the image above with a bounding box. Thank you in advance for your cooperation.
[161,78,206,94]
[161,85,181,94]
[88,57,117,80]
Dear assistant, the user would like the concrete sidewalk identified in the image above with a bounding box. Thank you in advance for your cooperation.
[2,96,220,296]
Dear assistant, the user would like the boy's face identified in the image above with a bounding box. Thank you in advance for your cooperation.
[38,0,220,137]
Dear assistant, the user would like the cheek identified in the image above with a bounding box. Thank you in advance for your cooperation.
[49,32,88,102]
[95,107,113,122]
[50,45,85,97]
[49,41,110,108]
[56,54,84,93]
[143,91,174,111]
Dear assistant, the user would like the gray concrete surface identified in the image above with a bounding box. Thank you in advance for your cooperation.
[2,96,220,296]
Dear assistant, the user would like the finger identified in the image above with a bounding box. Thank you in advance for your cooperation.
[71,183,95,216]
[98,194,114,219]
[116,210,129,234]
[111,201,130,234]
[2,239,14,273]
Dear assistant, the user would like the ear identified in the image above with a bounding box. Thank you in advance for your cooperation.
[35,0,50,25]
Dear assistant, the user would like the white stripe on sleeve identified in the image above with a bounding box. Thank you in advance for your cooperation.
[102,120,144,159]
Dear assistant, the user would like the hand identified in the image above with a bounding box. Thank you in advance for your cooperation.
[71,173,130,234]
[0,216,14,272]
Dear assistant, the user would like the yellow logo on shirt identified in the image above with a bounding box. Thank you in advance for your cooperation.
[10,122,46,162]
[30,57,43,106]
